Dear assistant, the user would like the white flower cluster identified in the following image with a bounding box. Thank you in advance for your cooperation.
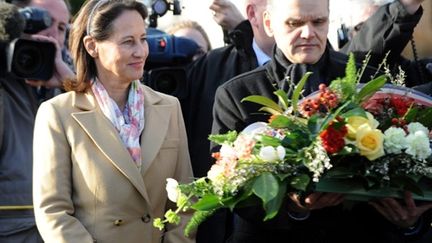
[304,141,332,182]
[383,122,432,160]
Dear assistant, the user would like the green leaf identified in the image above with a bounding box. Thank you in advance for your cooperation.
[242,95,283,114]
[191,194,221,211]
[340,107,367,118]
[345,53,358,87]
[184,210,216,237]
[292,72,312,113]
[404,108,418,123]
[393,176,424,197]
[416,107,432,129]
[263,181,287,221]
[274,89,290,110]
[260,107,283,116]
[270,115,293,128]
[356,75,387,103]
[290,174,311,191]
[307,115,322,136]
[208,131,238,145]
[258,135,281,147]
[252,173,279,204]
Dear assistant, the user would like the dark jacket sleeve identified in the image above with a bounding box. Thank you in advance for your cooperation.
[341,0,423,68]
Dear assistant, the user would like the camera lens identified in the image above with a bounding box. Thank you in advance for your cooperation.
[14,44,44,76]
[154,72,178,94]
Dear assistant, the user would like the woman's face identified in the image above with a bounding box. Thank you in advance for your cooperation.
[94,10,148,83]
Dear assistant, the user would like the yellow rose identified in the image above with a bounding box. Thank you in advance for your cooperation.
[346,112,379,140]
[355,124,385,161]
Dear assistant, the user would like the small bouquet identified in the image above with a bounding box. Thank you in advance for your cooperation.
[153,54,432,235]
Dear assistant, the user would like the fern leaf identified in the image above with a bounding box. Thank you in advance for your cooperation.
[184,210,216,237]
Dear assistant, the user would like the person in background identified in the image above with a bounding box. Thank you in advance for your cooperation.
[0,3,44,243]
[338,0,431,87]
[184,1,272,241]
[166,20,212,61]
[32,0,194,242]
[211,0,432,242]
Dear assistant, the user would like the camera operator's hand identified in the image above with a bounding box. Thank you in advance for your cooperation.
[210,0,245,32]
[25,34,74,89]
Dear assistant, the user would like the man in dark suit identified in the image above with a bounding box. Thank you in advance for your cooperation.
[211,0,432,242]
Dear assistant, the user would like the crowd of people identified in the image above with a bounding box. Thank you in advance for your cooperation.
[0,0,432,242]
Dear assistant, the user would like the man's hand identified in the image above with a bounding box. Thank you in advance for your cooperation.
[210,0,245,31]
[288,192,344,213]
[369,191,432,228]
[400,0,425,15]
[26,35,74,89]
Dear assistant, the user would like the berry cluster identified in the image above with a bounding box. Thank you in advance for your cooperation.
[300,84,339,117]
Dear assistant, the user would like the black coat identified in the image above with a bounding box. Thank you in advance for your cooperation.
[340,0,429,87]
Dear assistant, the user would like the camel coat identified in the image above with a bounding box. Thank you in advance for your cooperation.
[33,86,195,243]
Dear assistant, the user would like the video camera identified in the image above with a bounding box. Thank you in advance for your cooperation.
[0,4,56,80]
[142,28,199,99]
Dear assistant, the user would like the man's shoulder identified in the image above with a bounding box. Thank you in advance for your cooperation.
[220,66,269,91]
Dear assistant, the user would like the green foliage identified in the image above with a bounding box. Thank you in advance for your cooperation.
[290,174,311,191]
[242,95,283,114]
[185,210,216,237]
[356,75,387,103]
[208,131,238,145]
[252,173,279,204]
[292,72,312,113]
[329,53,357,101]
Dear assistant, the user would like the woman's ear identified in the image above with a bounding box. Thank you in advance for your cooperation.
[83,36,98,58]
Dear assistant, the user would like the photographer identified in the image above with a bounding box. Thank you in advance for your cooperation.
[0,2,44,242]
[20,0,74,102]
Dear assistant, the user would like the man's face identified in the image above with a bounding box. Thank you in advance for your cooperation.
[30,0,69,48]
[264,0,329,64]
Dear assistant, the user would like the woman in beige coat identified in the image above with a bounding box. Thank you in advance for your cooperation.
[32,0,194,242]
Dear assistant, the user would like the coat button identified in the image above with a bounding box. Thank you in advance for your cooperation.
[141,214,151,223]
[114,219,123,226]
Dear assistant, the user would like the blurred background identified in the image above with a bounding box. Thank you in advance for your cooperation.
[67,0,432,57]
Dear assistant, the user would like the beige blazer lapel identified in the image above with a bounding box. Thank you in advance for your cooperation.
[70,92,151,204]
[140,87,172,174]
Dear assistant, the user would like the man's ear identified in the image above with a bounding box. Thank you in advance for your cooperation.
[83,36,98,58]
[263,10,273,37]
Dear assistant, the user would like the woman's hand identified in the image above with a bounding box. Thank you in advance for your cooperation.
[369,191,432,228]
[288,192,345,213]
[25,34,74,89]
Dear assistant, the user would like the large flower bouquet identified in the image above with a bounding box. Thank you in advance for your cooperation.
[153,55,432,235]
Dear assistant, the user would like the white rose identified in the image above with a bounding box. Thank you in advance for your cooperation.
[166,178,180,203]
[407,122,429,136]
[405,131,432,160]
[259,146,285,162]
[383,127,407,154]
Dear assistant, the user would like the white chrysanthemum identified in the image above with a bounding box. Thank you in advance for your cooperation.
[407,122,429,136]
[259,146,285,162]
[383,127,407,154]
[405,131,432,160]
[166,178,180,203]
